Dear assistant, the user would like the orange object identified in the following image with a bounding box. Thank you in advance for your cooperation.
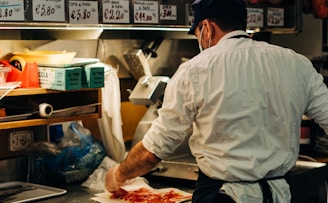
[0,60,20,82]
[0,60,40,88]
[22,62,40,88]
[6,66,22,82]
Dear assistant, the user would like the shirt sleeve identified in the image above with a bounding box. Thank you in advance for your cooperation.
[303,58,328,134]
[142,62,198,159]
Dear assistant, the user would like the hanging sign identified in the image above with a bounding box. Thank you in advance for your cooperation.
[32,0,65,22]
[0,0,24,21]
[102,0,130,23]
[160,4,177,21]
[247,8,264,28]
[267,7,284,27]
[185,3,194,26]
[133,1,158,24]
[69,0,99,24]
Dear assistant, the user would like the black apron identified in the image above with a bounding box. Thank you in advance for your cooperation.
[192,170,234,203]
[192,170,286,203]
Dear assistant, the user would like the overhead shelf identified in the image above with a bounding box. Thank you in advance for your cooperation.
[0,0,302,39]
[0,22,300,40]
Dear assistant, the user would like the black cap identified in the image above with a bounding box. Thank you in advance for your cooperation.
[188,0,247,35]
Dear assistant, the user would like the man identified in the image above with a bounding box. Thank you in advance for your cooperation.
[105,0,328,202]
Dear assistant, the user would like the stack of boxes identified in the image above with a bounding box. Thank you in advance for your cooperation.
[38,62,105,90]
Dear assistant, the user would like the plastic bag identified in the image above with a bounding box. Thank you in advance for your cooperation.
[81,156,118,190]
[44,121,106,179]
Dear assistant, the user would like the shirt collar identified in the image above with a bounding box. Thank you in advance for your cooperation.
[218,30,249,44]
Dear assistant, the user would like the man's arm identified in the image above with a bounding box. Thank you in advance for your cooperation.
[117,141,161,182]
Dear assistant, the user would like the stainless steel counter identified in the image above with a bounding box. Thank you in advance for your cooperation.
[31,184,99,203]
[27,162,328,203]
[33,177,195,203]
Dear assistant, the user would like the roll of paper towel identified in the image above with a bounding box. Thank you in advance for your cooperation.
[39,103,53,117]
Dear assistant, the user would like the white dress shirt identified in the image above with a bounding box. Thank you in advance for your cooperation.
[142,30,328,202]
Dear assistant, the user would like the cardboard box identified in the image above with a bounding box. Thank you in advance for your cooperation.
[81,63,104,88]
[38,67,82,90]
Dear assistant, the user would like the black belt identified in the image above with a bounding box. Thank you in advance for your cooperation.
[193,170,287,203]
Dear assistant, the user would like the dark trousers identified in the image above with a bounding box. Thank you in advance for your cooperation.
[192,170,235,203]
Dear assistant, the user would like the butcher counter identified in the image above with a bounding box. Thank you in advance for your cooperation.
[12,161,325,203]
[26,176,195,203]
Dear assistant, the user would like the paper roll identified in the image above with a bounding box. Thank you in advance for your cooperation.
[39,103,53,118]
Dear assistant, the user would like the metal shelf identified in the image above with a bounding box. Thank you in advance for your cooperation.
[0,113,100,130]
[0,88,101,129]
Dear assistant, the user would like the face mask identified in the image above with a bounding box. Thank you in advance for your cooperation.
[198,26,212,52]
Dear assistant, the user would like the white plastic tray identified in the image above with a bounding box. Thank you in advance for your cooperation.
[0,181,66,203]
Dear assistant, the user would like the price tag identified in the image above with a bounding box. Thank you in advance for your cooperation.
[267,7,284,27]
[102,0,129,23]
[160,4,177,21]
[33,0,65,22]
[133,1,158,24]
[69,1,99,24]
[0,0,24,21]
[185,3,194,26]
[247,8,263,28]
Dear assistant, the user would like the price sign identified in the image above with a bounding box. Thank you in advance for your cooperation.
[247,8,263,28]
[267,7,284,27]
[69,1,99,24]
[33,0,65,22]
[134,1,158,24]
[160,4,177,21]
[185,3,194,26]
[0,0,24,21]
[102,0,129,23]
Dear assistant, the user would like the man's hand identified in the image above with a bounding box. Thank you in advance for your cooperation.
[104,166,125,192]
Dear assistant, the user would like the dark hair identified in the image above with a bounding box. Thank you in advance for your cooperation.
[209,16,247,32]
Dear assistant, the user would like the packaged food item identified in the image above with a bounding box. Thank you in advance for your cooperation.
[38,67,81,90]
[81,63,105,88]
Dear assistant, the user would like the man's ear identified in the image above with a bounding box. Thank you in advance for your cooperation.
[203,19,214,40]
